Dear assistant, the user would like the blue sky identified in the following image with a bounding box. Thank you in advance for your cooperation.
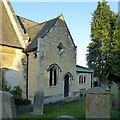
[11,1,118,67]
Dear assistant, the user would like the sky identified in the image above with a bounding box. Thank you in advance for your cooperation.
[10,1,118,67]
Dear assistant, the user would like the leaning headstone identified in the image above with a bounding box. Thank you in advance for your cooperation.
[86,87,110,118]
[0,91,16,119]
[32,91,44,115]
[111,83,119,109]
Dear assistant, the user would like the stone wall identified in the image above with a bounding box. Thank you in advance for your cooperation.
[1,46,26,95]
[86,87,110,118]
[76,72,92,90]
[28,16,77,102]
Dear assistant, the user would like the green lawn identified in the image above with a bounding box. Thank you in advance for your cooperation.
[18,98,85,119]
[18,98,120,119]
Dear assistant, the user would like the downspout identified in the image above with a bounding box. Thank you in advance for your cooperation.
[91,73,93,88]
[26,53,29,99]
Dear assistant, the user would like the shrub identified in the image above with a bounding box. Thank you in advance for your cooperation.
[10,86,31,105]
[10,86,22,97]
[2,79,11,92]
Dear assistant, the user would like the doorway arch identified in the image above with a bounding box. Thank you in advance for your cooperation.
[64,72,73,98]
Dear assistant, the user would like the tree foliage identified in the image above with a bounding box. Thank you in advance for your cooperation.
[87,1,120,82]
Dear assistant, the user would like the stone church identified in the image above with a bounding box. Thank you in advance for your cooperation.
[0,0,93,103]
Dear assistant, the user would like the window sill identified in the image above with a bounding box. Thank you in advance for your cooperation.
[49,85,59,88]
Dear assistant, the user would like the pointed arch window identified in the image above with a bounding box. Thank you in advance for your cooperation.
[47,64,61,86]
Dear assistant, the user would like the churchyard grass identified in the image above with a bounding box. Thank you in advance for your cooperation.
[111,108,120,119]
[110,94,120,119]
[17,97,120,119]
[18,98,85,119]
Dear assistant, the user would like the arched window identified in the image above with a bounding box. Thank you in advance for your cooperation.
[47,64,60,86]
[79,75,86,84]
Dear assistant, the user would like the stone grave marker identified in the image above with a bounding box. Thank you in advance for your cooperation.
[111,83,118,99]
[0,91,16,119]
[32,91,44,115]
[86,87,110,118]
[111,83,119,109]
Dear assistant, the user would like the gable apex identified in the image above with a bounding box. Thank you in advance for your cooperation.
[24,14,76,52]
[57,14,65,21]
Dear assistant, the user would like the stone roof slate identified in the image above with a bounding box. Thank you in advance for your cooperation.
[0,2,22,48]
[23,16,60,52]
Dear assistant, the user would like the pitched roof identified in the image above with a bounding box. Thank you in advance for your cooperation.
[0,2,23,48]
[23,15,61,52]
[76,65,94,73]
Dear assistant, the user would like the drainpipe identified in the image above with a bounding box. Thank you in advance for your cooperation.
[91,73,93,88]
[26,53,29,99]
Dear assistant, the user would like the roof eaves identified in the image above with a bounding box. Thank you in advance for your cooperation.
[76,71,93,73]
[0,44,24,50]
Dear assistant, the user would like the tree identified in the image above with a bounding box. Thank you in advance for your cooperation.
[87,0,120,82]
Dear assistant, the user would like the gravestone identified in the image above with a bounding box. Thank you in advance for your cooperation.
[32,91,44,115]
[111,83,119,109]
[0,91,16,119]
[86,87,110,118]
[111,83,118,99]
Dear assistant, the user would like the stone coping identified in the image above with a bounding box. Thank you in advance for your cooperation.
[86,87,110,94]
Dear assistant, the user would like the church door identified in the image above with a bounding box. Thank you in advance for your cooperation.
[64,75,69,97]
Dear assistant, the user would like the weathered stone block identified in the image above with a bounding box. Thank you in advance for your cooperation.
[0,91,16,119]
[86,87,110,118]
[111,83,118,99]
[32,91,44,115]
[111,83,119,109]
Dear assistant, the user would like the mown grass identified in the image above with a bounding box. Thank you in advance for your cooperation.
[18,97,120,119]
[18,98,85,119]
[111,108,120,119]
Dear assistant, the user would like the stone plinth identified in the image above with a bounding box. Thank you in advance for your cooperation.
[86,87,110,118]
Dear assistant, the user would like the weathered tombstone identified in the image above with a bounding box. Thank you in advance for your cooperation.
[32,91,44,115]
[0,91,16,119]
[111,83,118,99]
[111,83,119,109]
[86,87,110,118]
